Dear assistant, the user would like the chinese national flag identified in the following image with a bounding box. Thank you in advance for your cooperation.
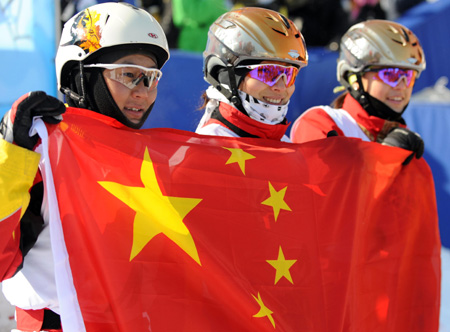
[42,108,441,332]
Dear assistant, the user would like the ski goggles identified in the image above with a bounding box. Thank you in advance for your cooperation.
[84,63,162,91]
[364,67,417,88]
[236,64,299,88]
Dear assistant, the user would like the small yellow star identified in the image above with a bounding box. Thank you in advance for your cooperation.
[267,246,297,284]
[99,148,202,264]
[261,182,291,221]
[223,147,255,175]
[252,292,275,328]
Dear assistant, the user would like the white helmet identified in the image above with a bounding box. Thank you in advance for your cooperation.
[55,2,169,92]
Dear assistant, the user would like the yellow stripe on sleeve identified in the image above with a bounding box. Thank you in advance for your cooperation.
[0,139,41,220]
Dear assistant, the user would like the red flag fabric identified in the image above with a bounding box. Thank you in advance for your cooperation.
[43,108,441,332]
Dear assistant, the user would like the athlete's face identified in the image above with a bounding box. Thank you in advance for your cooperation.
[239,61,296,106]
[103,54,158,126]
[361,70,414,113]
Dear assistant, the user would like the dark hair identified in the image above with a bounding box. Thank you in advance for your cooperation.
[198,91,209,110]
[331,91,348,108]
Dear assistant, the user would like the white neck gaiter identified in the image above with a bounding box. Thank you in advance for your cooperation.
[238,90,289,125]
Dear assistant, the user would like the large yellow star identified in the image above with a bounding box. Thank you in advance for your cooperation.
[223,147,255,175]
[261,182,291,221]
[252,292,275,328]
[98,148,202,264]
[267,246,297,284]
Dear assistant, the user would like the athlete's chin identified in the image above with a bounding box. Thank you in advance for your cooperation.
[385,102,406,114]
[124,110,147,123]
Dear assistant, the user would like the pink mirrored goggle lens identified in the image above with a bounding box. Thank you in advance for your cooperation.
[239,64,299,88]
[369,68,417,88]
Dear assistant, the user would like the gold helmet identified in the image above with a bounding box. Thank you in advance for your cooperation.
[203,7,308,102]
[337,19,426,86]
[204,7,308,68]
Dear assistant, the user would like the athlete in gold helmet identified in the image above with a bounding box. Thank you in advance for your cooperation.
[290,19,426,165]
[195,7,308,142]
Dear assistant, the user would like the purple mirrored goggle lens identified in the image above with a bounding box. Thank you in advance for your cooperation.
[366,67,417,88]
[237,64,299,87]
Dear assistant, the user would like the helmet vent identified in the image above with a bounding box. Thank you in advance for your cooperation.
[105,14,110,24]
[272,28,287,36]
[392,39,404,46]
[265,14,290,35]
[400,28,410,42]
[279,15,291,29]
[388,25,410,46]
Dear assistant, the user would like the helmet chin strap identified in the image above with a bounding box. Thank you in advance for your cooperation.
[62,62,88,109]
[346,73,407,122]
[226,64,242,107]
[61,87,86,108]
[205,64,243,108]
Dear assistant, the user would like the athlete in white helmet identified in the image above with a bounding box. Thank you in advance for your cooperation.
[195,7,308,142]
[290,19,426,165]
[0,3,169,331]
